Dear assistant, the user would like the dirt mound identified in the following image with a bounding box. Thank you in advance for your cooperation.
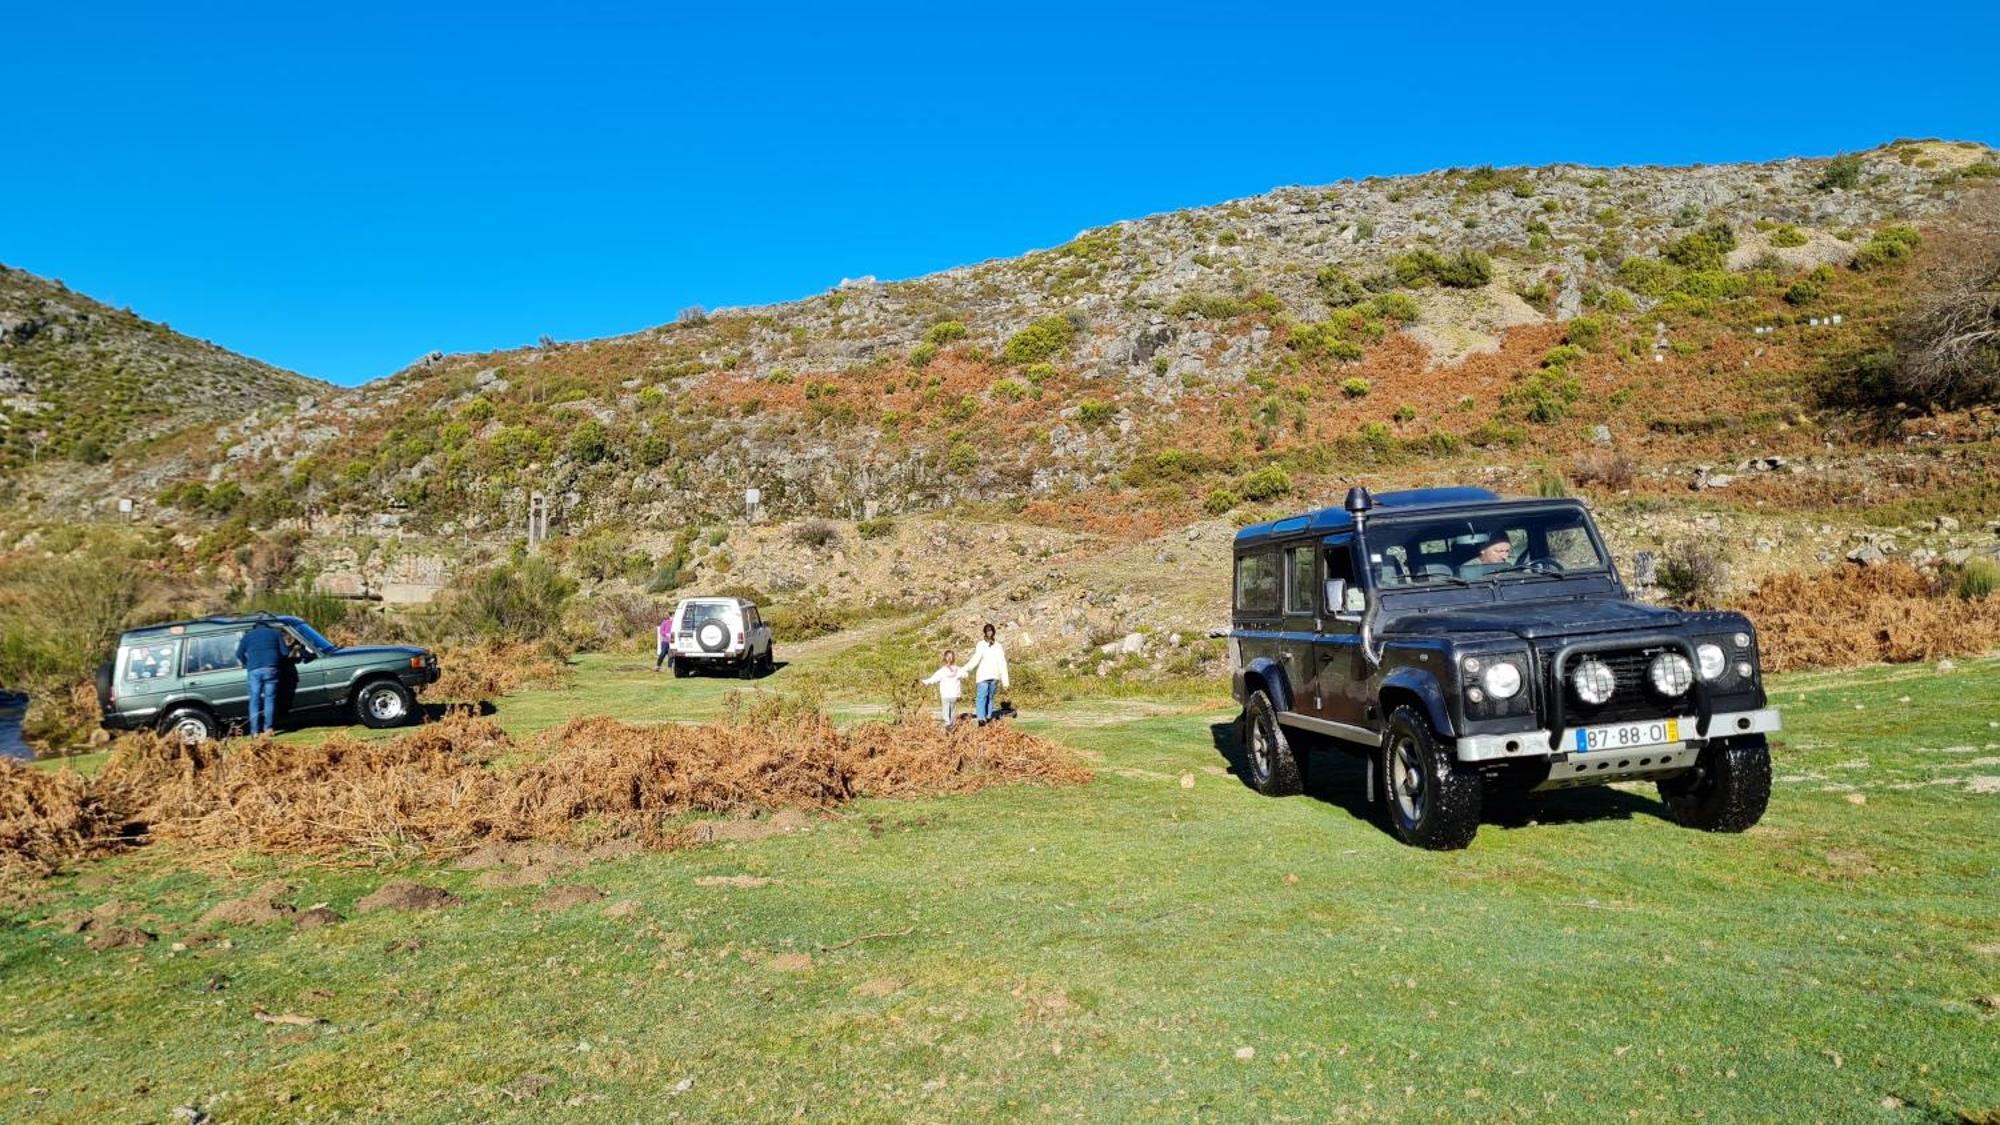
[85,925,156,951]
[685,808,811,844]
[200,880,297,926]
[355,880,459,913]
[293,906,343,929]
[2,707,1090,873]
[533,884,606,911]
[1735,563,2000,672]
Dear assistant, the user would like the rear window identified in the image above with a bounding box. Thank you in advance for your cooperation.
[120,642,179,683]
[678,603,738,629]
[1234,552,1280,614]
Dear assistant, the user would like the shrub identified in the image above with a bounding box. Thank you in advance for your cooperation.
[1816,152,1864,191]
[1853,225,1921,271]
[461,397,496,422]
[1341,377,1371,399]
[1656,542,1729,608]
[1770,224,1809,248]
[1392,403,1417,423]
[1569,449,1635,489]
[1364,292,1421,322]
[565,420,610,464]
[1785,263,1836,305]
[1024,362,1057,384]
[789,519,842,551]
[1003,314,1078,365]
[1663,223,1737,272]
[856,516,896,540]
[1617,257,1684,298]
[1315,266,1367,307]
[635,431,673,467]
[990,378,1029,401]
[1203,488,1240,515]
[1957,559,2000,600]
[1390,248,1492,289]
[909,341,939,369]
[946,442,978,472]
[1567,316,1604,350]
[924,320,967,345]
[1075,400,1114,427]
[1239,466,1293,502]
[446,555,576,643]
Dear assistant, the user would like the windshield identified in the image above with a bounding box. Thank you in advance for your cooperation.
[1364,507,1610,588]
[287,620,339,654]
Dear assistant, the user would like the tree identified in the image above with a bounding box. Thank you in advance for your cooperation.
[1893,216,2000,405]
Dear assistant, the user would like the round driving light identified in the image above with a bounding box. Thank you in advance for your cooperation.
[1483,662,1522,699]
[1650,652,1695,696]
[1462,656,1482,673]
[1696,643,1727,681]
[1573,659,1616,705]
[1467,687,1485,704]
[1736,661,1754,679]
[1732,631,1751,649]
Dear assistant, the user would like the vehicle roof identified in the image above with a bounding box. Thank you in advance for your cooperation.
[120,612,305,642]
[1234,488,1580,549]
[675,596,757,609]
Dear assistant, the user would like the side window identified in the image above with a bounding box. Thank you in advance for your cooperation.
[182,632,245,676]
[1234,552,1280,614]
[122,642,178,683]
[1324,545,1362,612]
[1283,545,1316,615]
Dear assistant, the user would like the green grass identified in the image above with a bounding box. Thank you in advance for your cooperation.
[4,653,1997,1121]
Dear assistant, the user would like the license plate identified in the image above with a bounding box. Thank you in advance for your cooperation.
[1573,718,1681,754]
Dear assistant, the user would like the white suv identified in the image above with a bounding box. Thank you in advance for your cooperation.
[666,597,774,678]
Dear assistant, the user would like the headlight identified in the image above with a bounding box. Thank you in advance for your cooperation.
[1732,632,1751,649]
[1573,659,1616,705]
[1736,660,1754,679]
[1649,652,1694,696]
[1482,662,1522,699]
[1696,643,1727,681]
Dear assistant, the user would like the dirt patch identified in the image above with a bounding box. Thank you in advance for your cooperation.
[1402,285,1545,368]
[86,925,155,951]
[854,977,902,997]
[474,864,566,889]
[685,808,812,844]
[355,881,458,914]
[694,875,771,888]
[1735,563,2000,672]
[533,884,607,911]
[3,706,1089,873]
[767,952,813,972]
[200,880,297,926]
[293,906,343,930]
[602,899,641,919]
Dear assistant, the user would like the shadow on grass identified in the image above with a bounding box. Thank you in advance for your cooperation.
[1207,720,1674,837]
[419,701,499,723]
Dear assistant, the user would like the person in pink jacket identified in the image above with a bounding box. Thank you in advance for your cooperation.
[653,612,674,672]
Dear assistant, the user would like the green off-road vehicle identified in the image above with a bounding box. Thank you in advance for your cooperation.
[1230,487,1779,849]
[96,613,440,742]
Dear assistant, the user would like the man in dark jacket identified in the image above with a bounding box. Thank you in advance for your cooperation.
[235,621,288,736]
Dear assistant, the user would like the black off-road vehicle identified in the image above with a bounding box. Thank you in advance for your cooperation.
[1230,487,1779,849]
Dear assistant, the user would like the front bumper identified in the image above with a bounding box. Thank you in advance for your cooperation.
[1453,707,1782,763]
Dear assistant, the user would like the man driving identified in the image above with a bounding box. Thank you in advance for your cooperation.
[1459,531,1515,579]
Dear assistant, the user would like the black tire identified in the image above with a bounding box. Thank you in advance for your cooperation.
[1657,734,1771,832]
[670,657,691,679]
[1381,706,1482,849]
[737,657,757,680]
[761,647,775,675]
[1238,688,1303,797]
[157,706,219,745]
[354,680,417,729]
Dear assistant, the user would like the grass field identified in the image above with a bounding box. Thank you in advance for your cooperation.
[3,649,1997,1121]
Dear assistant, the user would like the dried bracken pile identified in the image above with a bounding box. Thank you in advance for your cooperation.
[428,642,572,702]
[0,708,1090,875]
[1736,563,2000,672]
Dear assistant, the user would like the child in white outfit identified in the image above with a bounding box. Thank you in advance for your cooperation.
[920,650,968,729]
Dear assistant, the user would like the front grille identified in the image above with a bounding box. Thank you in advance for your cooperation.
[1540,644,1689,725]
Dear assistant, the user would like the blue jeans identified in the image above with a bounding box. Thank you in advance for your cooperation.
[245,665,280,736]
[975,679,998,722]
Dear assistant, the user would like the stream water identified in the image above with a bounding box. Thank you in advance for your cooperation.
[0,692,32,762]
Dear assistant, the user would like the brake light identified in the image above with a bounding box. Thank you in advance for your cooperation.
[410,657,424,669]
[735,632,745,645]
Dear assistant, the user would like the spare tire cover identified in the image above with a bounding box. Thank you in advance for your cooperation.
[698,621,729,652]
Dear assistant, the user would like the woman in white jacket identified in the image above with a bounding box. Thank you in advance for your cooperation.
[961,623,1010,726]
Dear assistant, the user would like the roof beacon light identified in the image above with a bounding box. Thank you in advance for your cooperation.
[1344,486,1374,514]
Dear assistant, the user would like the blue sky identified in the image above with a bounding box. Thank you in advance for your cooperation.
[4,1,1993,386]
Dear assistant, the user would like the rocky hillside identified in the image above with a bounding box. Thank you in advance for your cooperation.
[0,264,324,472]
[6,140,1997,614]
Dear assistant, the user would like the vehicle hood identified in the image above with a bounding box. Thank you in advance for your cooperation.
[321,645,428,662]
[1383,597,1687,641]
